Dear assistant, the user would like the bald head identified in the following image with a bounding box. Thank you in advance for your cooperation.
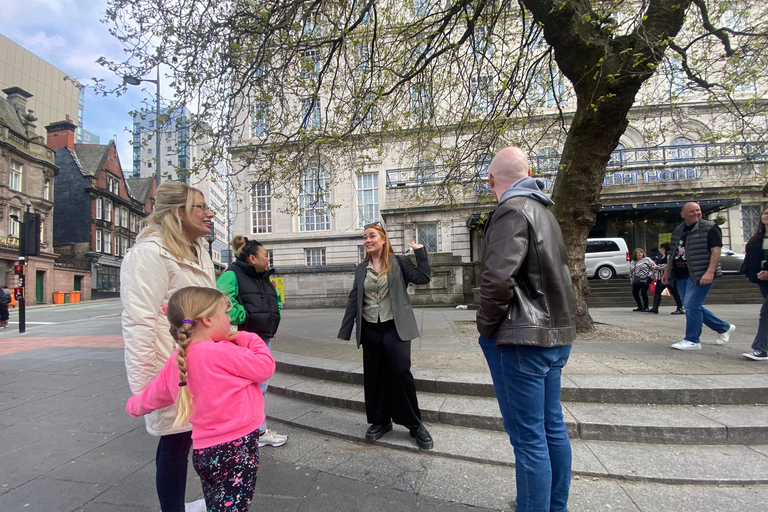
[487,146,531,201]
[681,202,702,226]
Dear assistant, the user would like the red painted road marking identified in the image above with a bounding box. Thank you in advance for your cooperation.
[0,336,124,356]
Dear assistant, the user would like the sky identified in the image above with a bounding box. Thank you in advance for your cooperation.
[0,0,172,169]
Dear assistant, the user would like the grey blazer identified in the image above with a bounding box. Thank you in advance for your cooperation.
[338,247,431,347]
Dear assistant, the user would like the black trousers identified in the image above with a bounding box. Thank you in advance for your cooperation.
[361,319,422,429]
[653,282,684,309]
[632,282,649,308]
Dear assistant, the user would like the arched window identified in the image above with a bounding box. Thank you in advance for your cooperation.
[670,137,694,161]
[536,147,559,172]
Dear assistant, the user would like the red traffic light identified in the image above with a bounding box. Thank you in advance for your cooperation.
[13,288,23,300]
[14,264,24,275]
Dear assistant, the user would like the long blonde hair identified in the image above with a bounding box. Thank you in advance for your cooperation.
[362,224,396,275]
[166,286,226,427]
[139,181,204,262]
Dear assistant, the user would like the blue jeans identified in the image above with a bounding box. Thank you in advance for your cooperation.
[479,335,572,512]
[156,431,193,512]
[259,337,271,431]
[676,277,731,344]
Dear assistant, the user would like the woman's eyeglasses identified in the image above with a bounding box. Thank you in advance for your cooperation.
[190,204,212,213]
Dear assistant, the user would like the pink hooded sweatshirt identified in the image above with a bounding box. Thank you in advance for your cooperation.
[126,331,275,449]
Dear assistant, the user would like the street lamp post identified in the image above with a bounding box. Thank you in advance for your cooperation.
[124,67,161,187]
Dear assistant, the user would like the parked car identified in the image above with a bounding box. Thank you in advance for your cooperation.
[720,246,745,273]
[585,238,630,280]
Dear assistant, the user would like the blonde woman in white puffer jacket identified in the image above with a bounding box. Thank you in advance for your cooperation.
[121,181,215,512]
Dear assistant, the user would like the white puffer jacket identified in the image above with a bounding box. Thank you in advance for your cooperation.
[121,232,215,436]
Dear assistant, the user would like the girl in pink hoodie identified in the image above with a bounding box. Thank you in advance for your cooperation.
[127,286,275,511]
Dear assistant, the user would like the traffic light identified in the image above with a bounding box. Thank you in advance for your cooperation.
[23,212,41,256]
[13,288,23,301]
[14,263,25,276]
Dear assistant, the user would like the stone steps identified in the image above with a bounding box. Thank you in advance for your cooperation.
[265,393,768,485]
[268,370,768,446]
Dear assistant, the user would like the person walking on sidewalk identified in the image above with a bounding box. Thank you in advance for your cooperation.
[0,285,10,328]
[662,202,735,351]
[127,286,275,512]
[476,146,575,512]
[337,222,434,450]
[742,205,768,361]
[121,181,216,512]
[629,248,654,312]
[217,236,288,447]
[648,242,684,314]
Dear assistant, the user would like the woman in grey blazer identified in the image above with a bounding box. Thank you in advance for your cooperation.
[338,223,433,449]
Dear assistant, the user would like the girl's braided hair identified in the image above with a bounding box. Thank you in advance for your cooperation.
[166,286,227,427]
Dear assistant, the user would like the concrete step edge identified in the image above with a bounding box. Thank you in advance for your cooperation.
[265,393,768,485]
[272,350,768,405]
[269,371,768,445]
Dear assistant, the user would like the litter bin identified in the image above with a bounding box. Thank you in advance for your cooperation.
[64,292,71,303]
[53,292,65,304]
[71,291,81,303]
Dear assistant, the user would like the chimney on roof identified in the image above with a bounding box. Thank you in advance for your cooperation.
[3,86,33,117]
[45,119,78,150]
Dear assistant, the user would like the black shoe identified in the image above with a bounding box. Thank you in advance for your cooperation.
[648,308,658,314]
[365,422,392,441]
[409,425,434,450]
[641,308,650,312]
[632,307,643,312]
[671,309,685,315]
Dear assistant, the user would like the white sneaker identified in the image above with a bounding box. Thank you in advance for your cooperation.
[258,429,288,447]
[185,499,206,512]
[671,340,701,350]
[716,324,736,345]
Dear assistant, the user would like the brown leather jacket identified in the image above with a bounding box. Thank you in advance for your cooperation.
[476,195,576,347]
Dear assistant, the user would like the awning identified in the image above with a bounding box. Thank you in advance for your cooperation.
[598,198,741,221]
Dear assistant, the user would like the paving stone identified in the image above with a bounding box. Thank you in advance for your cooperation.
[568,477,641,511]
[0,476,107,512]
[621,480,768,512]
[419,457,516,511]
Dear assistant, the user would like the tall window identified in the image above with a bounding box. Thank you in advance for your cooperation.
[121,208,129,228]
[299,165,331,231]
[470,75,494,114]
[9,160,22,191]
[301,98,321,129]
[103,231,112,253]
[357,173,379,228]
[411,82,433,121]
[742,205,762,241]
[357,43,372,72]
[96,198,104,220]
[44,179,51,200]
[536,147,560,172]
[300,50,321,78]
[96,230,103,252]
[417,223,438,253]
[9,206,20,238]
[472,25,493,58]
[306,248,326,266]
[251,182,272,234]
[413,0,431,17]
[105,200,113,222]
[475,154,492,195]
[250,103,270,138]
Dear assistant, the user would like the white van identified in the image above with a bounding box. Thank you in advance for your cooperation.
[585,238,630,280]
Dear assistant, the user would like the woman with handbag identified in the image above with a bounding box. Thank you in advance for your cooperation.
[648,242,685,314]
[337,222,434,449]
[742,206,768,361]
[629,248,654,312]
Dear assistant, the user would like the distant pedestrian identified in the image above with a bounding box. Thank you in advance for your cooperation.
[476,146,575,512]
[337,222,434,450]
[648,242,684,314]
[662,202,735,350]
[0,285,10,328]
[127,286,275,512]
[742,205,768,361]
[217,236,288,447]
[121,181,215,512]
[629,248,654,312]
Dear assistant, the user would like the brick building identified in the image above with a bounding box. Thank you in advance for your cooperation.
[47,120,155,299]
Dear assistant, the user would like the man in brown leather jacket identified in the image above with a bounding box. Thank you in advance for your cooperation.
[476,146,575,512]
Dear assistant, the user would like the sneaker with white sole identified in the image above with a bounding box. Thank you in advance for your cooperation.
[185,499,206,512]
[671,340,701,350]
[258,429,288,447]
[743,350,768,361]
[716,324,736,345]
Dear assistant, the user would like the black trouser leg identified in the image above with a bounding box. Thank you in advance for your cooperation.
[632,283,643,308]
[650,289,662,312]
[639,284,649,308]
[361,320,421,428]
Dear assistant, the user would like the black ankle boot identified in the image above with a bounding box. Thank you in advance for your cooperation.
[366,422,393,441]
[649,296,661,314]
[409,425,434,449]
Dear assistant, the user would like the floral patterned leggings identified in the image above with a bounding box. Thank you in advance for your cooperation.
[192,430,259,511]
